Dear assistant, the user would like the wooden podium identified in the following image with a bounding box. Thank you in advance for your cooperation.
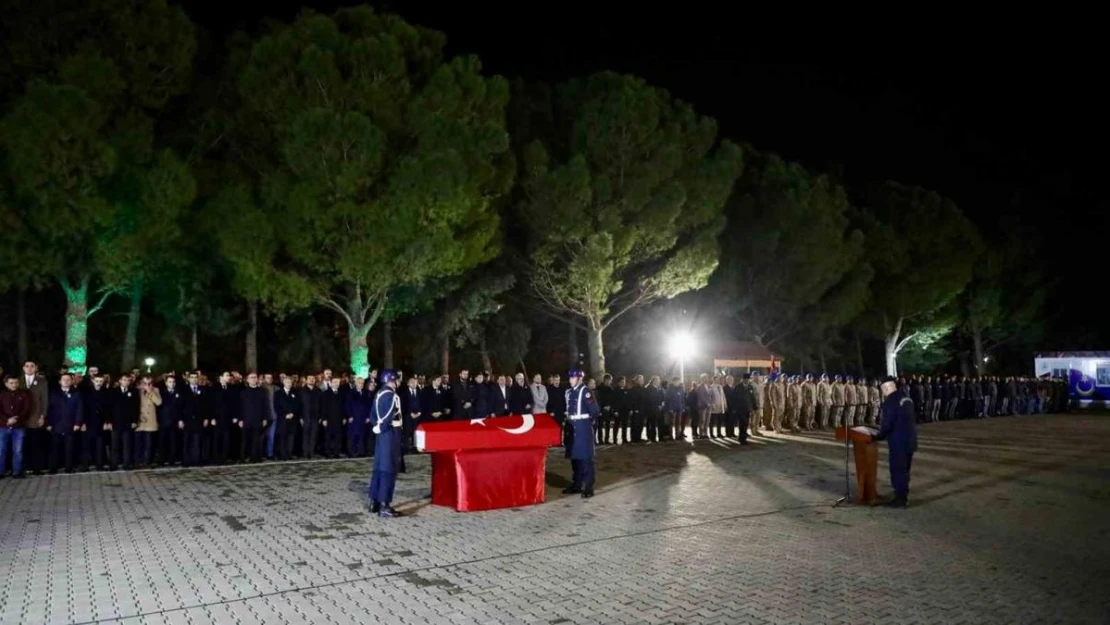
[835,425,879,504]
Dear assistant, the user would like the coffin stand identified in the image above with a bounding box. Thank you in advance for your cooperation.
[416,414,561,512]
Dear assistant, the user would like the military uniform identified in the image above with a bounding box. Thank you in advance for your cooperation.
[856,379,868,426]
[564,370,601,497]
[868,382,881,425]
[801,376,816,430]
[751,378,765,436]
[769,378,785,433]
[830,377,845,428]
[816,375,831,429]
[786,377,802,432]
[369,372,404,517]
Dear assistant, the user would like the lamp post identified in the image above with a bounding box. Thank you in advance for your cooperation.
[668,332,695,385]
[144,357,155,374]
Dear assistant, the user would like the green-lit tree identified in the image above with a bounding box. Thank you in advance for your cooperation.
[221,7,512,376]
[860,182,981,375]
[0,0,195,373]
[716,150,871,351]
[517,72,743,376]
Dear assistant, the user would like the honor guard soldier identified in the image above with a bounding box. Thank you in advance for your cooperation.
[369,370,404,518]
[562,368,600,498]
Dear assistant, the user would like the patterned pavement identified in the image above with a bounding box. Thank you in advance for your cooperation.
[1,413,1108,625]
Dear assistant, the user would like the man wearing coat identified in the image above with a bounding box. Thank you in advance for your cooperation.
[46,373,84,473]
[1,375,32,478]
[19,361,49,474]
[110,375,140,470]
[872,376,918,508]
[562,368,600,498]
[273,375,301,460]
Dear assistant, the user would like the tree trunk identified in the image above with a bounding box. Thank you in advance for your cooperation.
[190,322,198,370]
[311,323,323,373]
[348,320,370,377]
[61,278,91,374]
[568,321,580,368]
[382,320,394,370]
[440,333,450,374]
[971,321,985,374]
[16,289,28,364]
[818,342,827,373]
[120,281,143,372]
[245,300,258,373]
[855,331,865,377]
[884,316,903,376]
[479,333,492,373]
[586,322,605,377]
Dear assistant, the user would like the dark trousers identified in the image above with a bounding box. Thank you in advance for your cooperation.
[324,426,341,457]
[644,412,660,442]
[136,432,156,465]
[370,470,396,505]
[182,431,202,466]
[211,426,231,463]
[629,410,643,442]
[25,428,49,473]
[110,429,133,469]
[571,459,595,491]
[240,426,262,462]
[711,412,724,437]
[303,420,320,459]
[158,428,178,465]
[83,430,107,469]
[347,427,365,457]
[609,412,626,444]
[889,449,914,499]
[49,431,75,472]
[277,422,297,459]
[724,411,737,438]
[735,411,749,442]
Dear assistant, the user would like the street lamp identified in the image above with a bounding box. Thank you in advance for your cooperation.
[667,332,695,385]
[144,357,155,373]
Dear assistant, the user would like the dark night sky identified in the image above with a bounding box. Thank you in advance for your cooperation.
[178,1,1108,347]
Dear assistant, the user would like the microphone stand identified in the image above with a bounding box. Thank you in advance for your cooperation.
[834,420,852,507]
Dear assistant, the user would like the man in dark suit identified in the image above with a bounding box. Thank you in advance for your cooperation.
[509,373,532,415]
[181,372,208,466]
[159,375,185,465]
[401,377,422,450]
[110,375,140,470]
[80,373,111,470]
[272,374,301,460]
[300,375,321,459]
[493,375,511,416]
[452,370,474,421]
[319,378,344,458]
[46,373,83,473]
[210,372,239,464]
[421,376,448,424]
[237,373,269,463]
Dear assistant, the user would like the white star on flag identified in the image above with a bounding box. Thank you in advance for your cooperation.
[469,418,487,426]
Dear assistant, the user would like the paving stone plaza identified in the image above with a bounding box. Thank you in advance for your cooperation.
[2,413,1108,625]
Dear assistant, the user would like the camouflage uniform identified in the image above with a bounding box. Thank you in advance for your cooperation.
[787,376,802,432]
[770,377,786,432]
[817,375,832,429]
[868,381,881,425]
[830,376,845,428]
[801,375,816,430]
[844,377,857,427]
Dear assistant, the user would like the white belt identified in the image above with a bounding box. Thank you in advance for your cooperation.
[568,414,591,421]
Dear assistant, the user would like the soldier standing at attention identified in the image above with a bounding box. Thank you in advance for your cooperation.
[749,374,764,437]
[868,379,881,425]
[769,375,786,433]
[816,374,831,429]
[369,370,404,518]
[562,368,600,498]
[801,374,816,430]
[831,375,845,428]
[843,376,857,428]
[787,375,802,432]
[856,377,868,426]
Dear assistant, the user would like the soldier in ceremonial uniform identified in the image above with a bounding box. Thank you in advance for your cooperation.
[369,370,404,518]
[562,368,600,498]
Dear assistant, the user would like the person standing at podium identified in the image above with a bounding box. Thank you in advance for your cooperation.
[872,376,918,508]
[369,370,404,518]
[563,368,600,498]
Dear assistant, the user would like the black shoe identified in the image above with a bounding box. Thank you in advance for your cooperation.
[581,489,594,499]
[562,485,582,494]
[378,506,402,518]
[369,502,381,514]
[13,473,26,479]
[886,497,908,509]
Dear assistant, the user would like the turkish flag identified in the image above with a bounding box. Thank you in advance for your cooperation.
[416,413,562,512]
[415,413,561,452]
